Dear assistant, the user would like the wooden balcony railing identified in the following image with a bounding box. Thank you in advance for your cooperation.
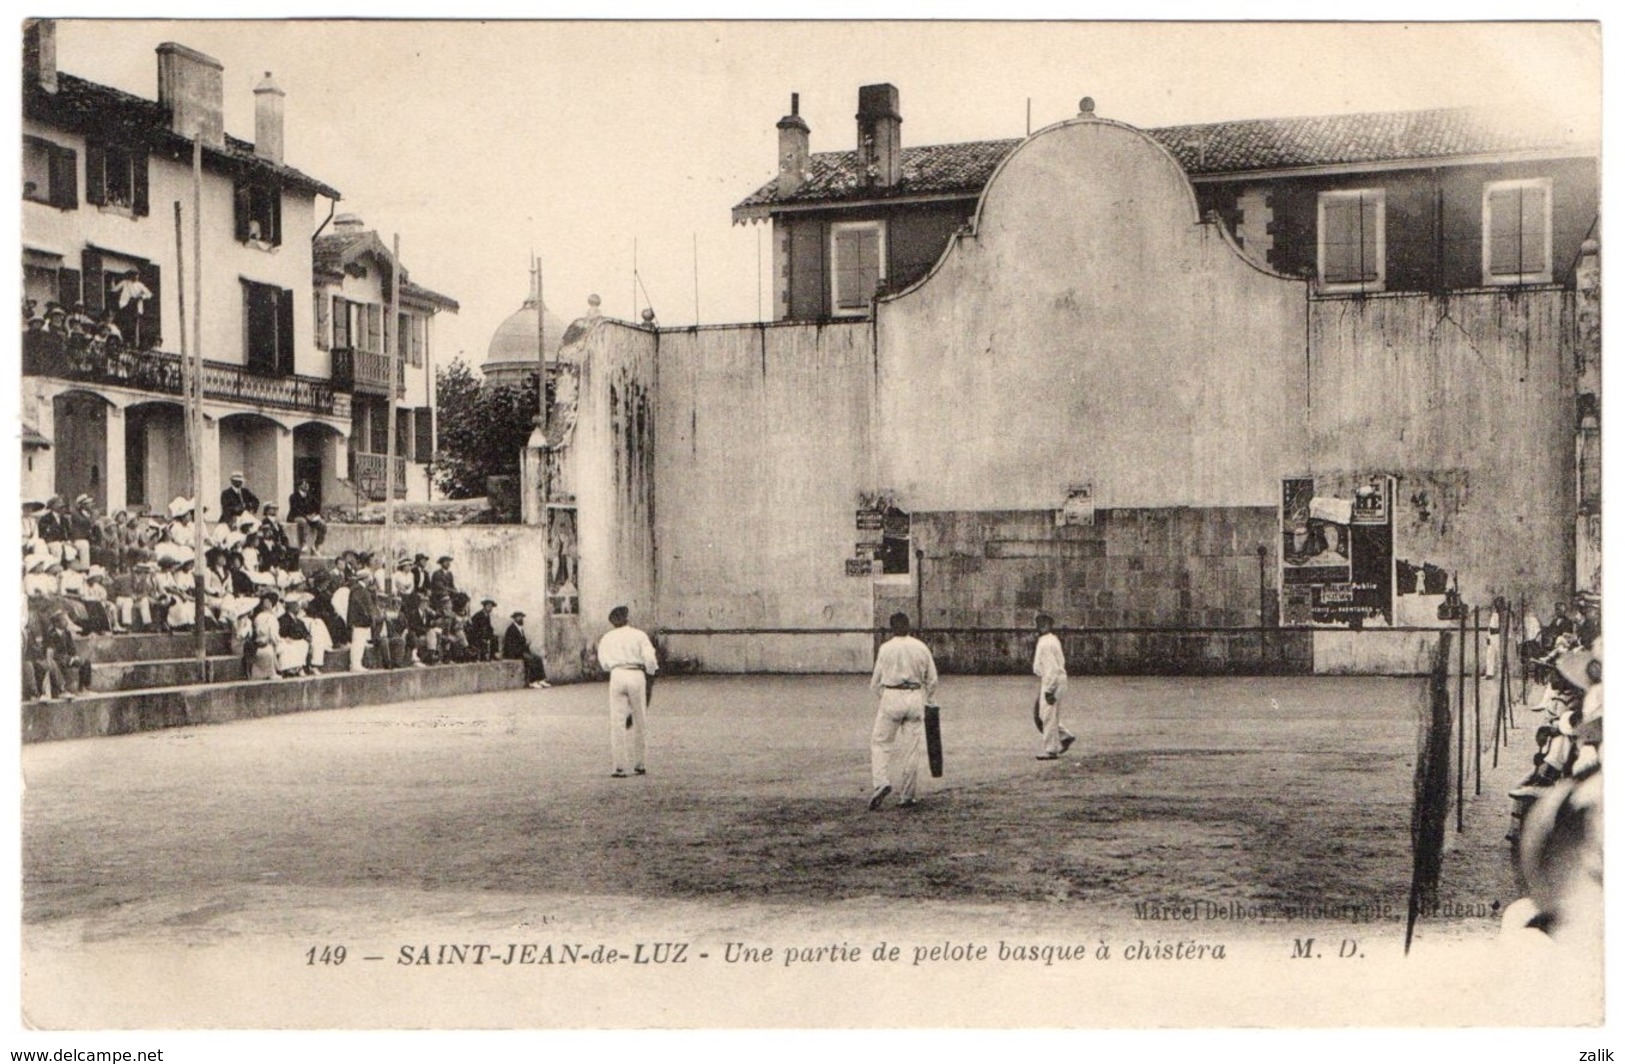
[24,331,349,418]
[349,451,408,500]
[346,347,406,397]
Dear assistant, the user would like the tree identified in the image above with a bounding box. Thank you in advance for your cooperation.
[433,357,543,501]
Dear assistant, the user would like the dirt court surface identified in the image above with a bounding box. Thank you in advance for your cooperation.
[21,672,1536,1029]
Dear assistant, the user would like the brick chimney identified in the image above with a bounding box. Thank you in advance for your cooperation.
[856,83,902,188]
[254,71,285,164]
[776,92,810,196]
[157,42,225,147]
[333,213,366,233]
[23,19,57,95]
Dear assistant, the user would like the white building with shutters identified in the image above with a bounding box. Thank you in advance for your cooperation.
[313,215,458,505]
[21,20,349,521]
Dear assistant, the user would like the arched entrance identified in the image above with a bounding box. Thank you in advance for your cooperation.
[216,413,282,520]
[292,421,345,512]
[52,390,110,510]
[124,401,187,515]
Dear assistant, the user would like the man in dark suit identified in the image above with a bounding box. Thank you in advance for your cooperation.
[220,472,260,526]
[502,611,550,689]
[345,570,379,672]
[467,597,500,662]
[428,555,458,611]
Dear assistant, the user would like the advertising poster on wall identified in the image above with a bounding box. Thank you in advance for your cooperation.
[1281,475,1395,626]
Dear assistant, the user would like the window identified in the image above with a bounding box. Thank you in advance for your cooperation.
[23,249,75,312]
[830,221,885,315]
[84,140,148,216]
[1483,178,1553,285]
[22,136,76,209]
[313,290,331,348]
[242,279,294,376]
[82,248,160,348]
[413,407,434,463]
[331,296,351,349]
[234,180,282,247]
[1317,189,1384,292]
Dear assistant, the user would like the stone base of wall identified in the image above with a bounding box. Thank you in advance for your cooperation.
[23,661,526,743]
[921,627,1313,675]
[660,632,875,674]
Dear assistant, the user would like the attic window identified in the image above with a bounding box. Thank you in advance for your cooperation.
[831,220,885,316]
[1317,189,1384,293]
[1483,178,1552,286]
[235,179,282,247]
[84,141,148,216]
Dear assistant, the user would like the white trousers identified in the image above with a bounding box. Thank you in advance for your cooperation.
[608,669,648,773]
[871,688,925,800]
[1038,685,1075,755]
[350,626,372,671]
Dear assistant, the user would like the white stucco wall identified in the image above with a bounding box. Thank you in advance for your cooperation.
[874,117,1311,513]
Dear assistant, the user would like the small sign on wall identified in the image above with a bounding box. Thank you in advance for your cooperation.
[1057,483,1094,526]
[846,558,876,577]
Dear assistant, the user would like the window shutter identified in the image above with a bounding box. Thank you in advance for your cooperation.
[80,249,105,313]
[84,141,105,206]
[397,312,411,365]
[270,186,282,247]
[50,145,77,209]
[396,408,413,460]
[314,291,331,349]
[332,296,350,348]
[244,281,276,373]
[234,180,251,242]
[276,287,295,376]
[414,407,433,463]
[131,150,149,216]
[1356,196,1379,282]
[57,268,81,309]
[1520,185,1550,274]
[138,262,161,347]
[1487,187,1523,275]
[834,229,862,308]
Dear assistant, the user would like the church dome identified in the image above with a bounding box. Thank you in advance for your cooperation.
[482,290,569,387]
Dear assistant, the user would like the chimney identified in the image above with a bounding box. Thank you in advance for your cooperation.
[333,213,366,233]
[776,92,810,196]
[856,83,902,188]
[254,72,285,165]
[23,19,57,95]
[157,42,225,147]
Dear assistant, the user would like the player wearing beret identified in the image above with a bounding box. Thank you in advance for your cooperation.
[1032,614,1077,760]
[867,611,937,810]
[598,605,659,778]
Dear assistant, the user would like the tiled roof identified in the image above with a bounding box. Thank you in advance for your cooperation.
[734,106,1594,218]
[25,71,341,200]
[313,231,459,312]
[1148,105,1590,176]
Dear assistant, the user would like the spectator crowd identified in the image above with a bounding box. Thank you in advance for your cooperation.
[23,473,548,700]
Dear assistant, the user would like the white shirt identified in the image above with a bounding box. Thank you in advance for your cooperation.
[1033,631,1067,697]
[870,635,938,698]
[598,624,659,674]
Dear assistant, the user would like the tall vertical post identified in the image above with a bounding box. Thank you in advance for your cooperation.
[1473,606,1482,795]
[383,234,402,571]
[190,133,206,672]
[1455,608,1466,832]
[536,253,551,669]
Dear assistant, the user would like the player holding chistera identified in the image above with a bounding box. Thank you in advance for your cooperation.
[598,606,659,778]
[868,612,938,810]
[1032,614,1076,760]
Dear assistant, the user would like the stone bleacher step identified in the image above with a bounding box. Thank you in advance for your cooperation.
[82,631,233,664]
[88,654,244,693]
[23,659,529,743]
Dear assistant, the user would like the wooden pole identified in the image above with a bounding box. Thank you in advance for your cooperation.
[536,253,551,671]
[383,234,402,573]
[1456,608,1466,832]
[1473,606,1482,795]
[190,133,207,674]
